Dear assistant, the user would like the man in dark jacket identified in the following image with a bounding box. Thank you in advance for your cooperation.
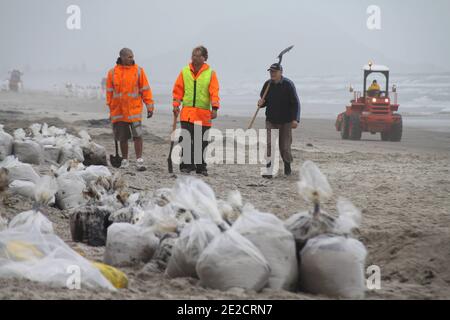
[258,63,301,178]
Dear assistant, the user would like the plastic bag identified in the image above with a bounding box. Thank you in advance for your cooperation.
[91,261,128,289]
[56,172,87,210]
[76,165,111,185]
[170,177,223,224]
[58,142,84,164]
[334,198,362,235]
[166,218,221,279]
[104,223,159,267]
[43,145,61,163]
[0,156,40,184]
[297,161,332,204]
[9,180,35,199]
[299,235,367,299]
[196,228,271,292]
[233,205,298,291]
[0,125,13,161]
[8,210,54,234]
[0,227,114,290]
[13,140,44,165]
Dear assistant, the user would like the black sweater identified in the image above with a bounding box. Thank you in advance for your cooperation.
[260,77,301,124]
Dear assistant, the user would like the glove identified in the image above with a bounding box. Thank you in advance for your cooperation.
[147,110,153,118]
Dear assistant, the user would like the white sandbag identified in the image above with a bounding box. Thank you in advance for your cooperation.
[299,235,367,299]
[0,226,114,290]
[233,205,298,291]
[43,145,61,163]
[104,223,159,267]
[196,228,271,292]
[58,143,84,164]
[9,180,35,199]
[13,140,44,165]
[82,142,107,166]
[0,125,13,161]
[8,210,54,234]
[34,175,58,206]
[52,159,85,177]
[166,218,221,279]
[56,172,87,210]
[170,177,223,223]
[77,165,111,185]
[0,156,40,184]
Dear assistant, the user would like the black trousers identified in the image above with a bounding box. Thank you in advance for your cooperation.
[179,121,209,170]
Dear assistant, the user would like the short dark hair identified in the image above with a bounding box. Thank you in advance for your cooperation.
[192,46,208,61]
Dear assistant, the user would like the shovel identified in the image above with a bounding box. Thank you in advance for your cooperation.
[110,140,123,168]
[167,113,178,174]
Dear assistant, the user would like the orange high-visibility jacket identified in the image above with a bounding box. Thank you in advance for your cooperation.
[106,64,154,123]
[172,63,220,127]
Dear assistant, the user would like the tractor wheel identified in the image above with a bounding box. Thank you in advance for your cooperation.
[349,114,362,140]
[390,115,403,142]
[381,132,390,141]
[340,115,349,140]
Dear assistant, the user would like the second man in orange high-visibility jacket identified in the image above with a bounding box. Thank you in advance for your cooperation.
[172,46,220,176]
[106,48,154,171]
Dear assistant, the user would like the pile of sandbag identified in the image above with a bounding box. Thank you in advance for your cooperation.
[286,161,367,299]
[2,123,107,166]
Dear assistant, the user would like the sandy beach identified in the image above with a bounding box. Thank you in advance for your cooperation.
[0,90,449,300]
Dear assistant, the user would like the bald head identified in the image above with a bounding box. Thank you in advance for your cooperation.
[118,48,135,66]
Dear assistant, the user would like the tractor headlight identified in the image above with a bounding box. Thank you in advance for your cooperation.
[372,98,377,103]
[385,98,389,103]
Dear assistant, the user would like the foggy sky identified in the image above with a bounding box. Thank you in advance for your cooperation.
[1,0,449,82]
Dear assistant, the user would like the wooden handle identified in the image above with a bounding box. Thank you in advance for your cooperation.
[248,82,271,129]
[170,112,179,140]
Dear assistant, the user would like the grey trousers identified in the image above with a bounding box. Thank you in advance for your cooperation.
[266,121,293,164]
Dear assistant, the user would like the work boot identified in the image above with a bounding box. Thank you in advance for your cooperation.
[180,164,195,174]
[284,162,292,176]
[262,174,273,179]
[120,159,129,169]
[136,158,146,172]
[196,166,208,177]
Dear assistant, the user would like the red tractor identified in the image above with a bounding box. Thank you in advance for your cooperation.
[336,63,402,141]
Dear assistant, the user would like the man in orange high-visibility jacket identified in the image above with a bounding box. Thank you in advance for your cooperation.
[106,48,155,171]
[172,46,220,176]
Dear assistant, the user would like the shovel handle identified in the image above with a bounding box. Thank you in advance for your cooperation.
[248,82,271,129]
[170,111,179,140]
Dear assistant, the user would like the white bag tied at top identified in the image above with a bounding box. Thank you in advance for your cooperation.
[299,234,367,299]
[233,204,298,291]
[196,225,271,292]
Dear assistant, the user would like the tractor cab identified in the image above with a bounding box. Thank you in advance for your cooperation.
[336,62,402,142]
